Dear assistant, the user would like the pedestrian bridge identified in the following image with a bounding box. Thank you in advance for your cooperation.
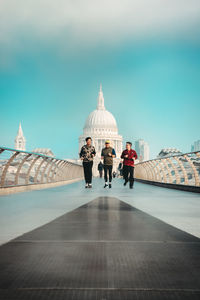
[0,148,200,299]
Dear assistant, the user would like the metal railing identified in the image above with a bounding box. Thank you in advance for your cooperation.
[135,151,200,190]
[0,147,83,188]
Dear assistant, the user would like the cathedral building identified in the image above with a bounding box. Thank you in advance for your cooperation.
[15,122,26,151]
[79,85,123,175]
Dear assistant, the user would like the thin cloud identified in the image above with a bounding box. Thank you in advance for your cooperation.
[0,0,200,50]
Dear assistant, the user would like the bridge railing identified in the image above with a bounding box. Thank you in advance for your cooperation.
[0,147,83,189]
[135,151,200,191]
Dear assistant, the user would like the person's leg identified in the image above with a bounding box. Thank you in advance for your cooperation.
[129,166,134,188]
[104,165,109,187]
[104,165,108,183]
[123,165,128,185]
[108,166,113,182]
[88,161,93,185]
[86,162,90,184]
[83,162,87,183]
[108,165,113,188]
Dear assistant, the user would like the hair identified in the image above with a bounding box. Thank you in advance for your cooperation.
[126,141,132,146]
[85,137,92,142]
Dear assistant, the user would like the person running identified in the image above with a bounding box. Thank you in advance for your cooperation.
[101,140,116,188]
[97,161,103,178]
[79,137,96,188]
[121,142,137,189]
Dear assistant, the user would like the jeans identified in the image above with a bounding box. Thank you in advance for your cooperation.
[104,165,113,182]
[123,165,134,187]
[83,161,93,184]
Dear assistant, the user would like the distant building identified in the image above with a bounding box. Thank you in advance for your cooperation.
[135,139,149,162]
[15,122,26,151]
[79,84,123,175]
[32,148,54,157]
[157,148,182,158]
[14,122,54,157]
[191,140,200,152]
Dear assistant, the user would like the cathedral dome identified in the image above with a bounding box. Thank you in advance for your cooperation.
[83,85,118,135]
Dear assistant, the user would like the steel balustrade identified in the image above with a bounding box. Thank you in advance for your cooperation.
[135,151,200,189]
[0,147,83,188]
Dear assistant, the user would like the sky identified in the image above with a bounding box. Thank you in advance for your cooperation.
[0,0,200,159]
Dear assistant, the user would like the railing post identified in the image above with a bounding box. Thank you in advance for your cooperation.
[166,157,180,184]
[1,151,20,187]
[15,153,32,185]
[157,160,167,183]
[34,157,48,183]
[41,158,54,183]
[183,154,200,186]
[25,155,41,184]
[162,158,173,184]
[173,156,189,185]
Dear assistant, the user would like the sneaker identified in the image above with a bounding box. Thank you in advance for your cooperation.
[104,183,108,188]
[88,184,92,188]
[124,181,128,186]
[130,186,133,189]
[85,184,88,188]
[109,183,112,188]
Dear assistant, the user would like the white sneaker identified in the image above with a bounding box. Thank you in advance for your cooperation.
[88,184,92,188]
[104,183,108,188]
[85,184,88,188]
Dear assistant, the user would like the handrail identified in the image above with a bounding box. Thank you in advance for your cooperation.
[135,151,200,188]
[0,147,83,188]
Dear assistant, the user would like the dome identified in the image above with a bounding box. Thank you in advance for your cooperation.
[83,85,118,135]
[84,109,117,131]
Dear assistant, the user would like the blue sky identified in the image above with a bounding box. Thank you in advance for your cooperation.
[0,0,200,159]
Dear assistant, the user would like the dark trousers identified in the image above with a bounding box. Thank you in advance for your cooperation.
[83,161,93,184]
[123,165,134,187]
[104,165,113,182]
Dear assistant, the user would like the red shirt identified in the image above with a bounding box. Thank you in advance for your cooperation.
[121,149,138,167]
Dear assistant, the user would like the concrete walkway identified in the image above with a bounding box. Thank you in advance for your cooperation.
[0,178,200,245]
[0,196,200,299]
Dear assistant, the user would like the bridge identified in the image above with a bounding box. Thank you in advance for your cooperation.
[0,147,200,299]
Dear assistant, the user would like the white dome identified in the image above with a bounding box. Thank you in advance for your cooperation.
[84,109,117,131]
[83,85,118,135]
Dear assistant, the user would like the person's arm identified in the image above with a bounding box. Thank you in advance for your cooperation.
[134,151,138,160]
[112,148,116,158]
[120,150,125,159]
[101,149,104,160]
[79,147,84,160]
[92,147,96,157]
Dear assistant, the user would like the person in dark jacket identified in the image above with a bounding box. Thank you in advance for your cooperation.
[98,161,103,178]
[118,162,123,177]
[79,137,96,188]
[121,142,137,189]
[101,140,116,188]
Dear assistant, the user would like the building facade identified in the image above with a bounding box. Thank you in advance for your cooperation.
[157,148,182,158]
[15,122,26,151]
[135,139,149,162]
[79,85,123,175]
[191,140,200,152]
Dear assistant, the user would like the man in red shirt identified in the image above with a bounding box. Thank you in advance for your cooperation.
[121,142,138,189]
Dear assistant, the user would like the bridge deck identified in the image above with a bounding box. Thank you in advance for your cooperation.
[0,179,200,299]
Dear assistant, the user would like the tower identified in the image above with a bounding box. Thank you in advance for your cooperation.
[79,84,123,175]
[15,122,26,151]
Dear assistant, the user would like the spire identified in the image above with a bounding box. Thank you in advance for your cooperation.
[15,121,26,151]
[17,122,24,136]
[97,83,105,110]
